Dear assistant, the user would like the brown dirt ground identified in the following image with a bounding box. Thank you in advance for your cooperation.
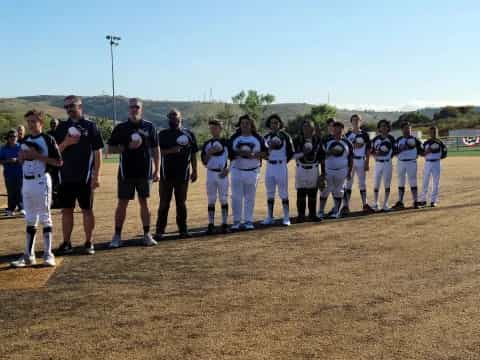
[1,157,480,360]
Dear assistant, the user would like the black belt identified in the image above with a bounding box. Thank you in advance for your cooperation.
[297,163,318,169]
[426,159,440,162]
[354,156,365,160]
[24,174,42,180]
[235,167,259,172]
[399,159,417,162]
[208,168,222,172]
[376,159,390,163]
[268,160,284,164]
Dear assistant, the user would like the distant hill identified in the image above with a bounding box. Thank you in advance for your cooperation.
[2,95,478,131]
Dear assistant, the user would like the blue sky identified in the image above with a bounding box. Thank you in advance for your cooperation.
[1,0,478,110]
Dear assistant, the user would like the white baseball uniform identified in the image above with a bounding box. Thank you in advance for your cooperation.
[420,139,447,204]
[319,138,353,217]
[371,134,396,209]
[263,130,294,222]
[395,136,423,204]
[201,138,229,225]
[20,134,61,259]
[344,130,371,208]
[229,131,266,225]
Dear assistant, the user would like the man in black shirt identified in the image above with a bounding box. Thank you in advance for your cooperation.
[155,109,198,239]
[54,95,104,255]
[107,98,160,248]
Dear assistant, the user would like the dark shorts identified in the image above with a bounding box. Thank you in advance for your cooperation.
[118,177,151,200]
[58,181,94,210]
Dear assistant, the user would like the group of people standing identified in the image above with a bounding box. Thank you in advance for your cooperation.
[3,95,447,268]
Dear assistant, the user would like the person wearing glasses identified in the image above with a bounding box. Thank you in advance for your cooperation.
[107,98,160,248]
[155,109,198,239]
[53,95,104,255]
[0,129,24,216]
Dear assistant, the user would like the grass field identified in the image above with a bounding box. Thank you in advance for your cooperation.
[1,157,480,359]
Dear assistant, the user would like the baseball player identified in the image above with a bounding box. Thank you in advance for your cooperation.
[370,119,396,211]
[318,121,353,219]
[11,110,62,268]
[228,114,267,230]
[293,119,325,222]
[263,114,294,226]
[201,119,229,234]
[393,121,424,209]
[343,114,372,214]
[419,126,447,207]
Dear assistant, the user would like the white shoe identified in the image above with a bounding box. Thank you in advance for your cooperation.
[19,209,26,216]
[109,234,122,248]
[317,212,325,219]
[143,233,158,246]
[371,203,379,211]
[230,222,241,231]
[244,222,255,230]
[11,254,36,268]
[262,217,273,225]
[43,254,56,267]
[382,204,391,212]
[282,218,291,226]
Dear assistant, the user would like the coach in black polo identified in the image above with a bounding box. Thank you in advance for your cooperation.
[54,95,104,255]
[155,108,198,239]
[107,98,159,248]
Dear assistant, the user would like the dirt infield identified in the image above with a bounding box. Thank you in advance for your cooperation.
[1,157,480,359]
[0,258,64,290]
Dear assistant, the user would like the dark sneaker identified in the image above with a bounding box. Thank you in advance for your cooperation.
[179,231,191,238]
[296,215,306,223]
[392,201,405,210]
[206,224,215,235]
[154,232,164,241]
[56,241,73,255]
[430,202,437,208]
[413,201,421,209]
[221,224,228,234]
[84,242,95,255]
[308,215,322,222]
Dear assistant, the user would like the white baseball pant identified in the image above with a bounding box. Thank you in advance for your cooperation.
[230,167,260,224]
[265,163,288,200]
[206,169,229,205]
[397,160,418,187]
[420,160,441,203]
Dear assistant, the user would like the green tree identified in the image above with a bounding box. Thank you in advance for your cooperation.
[393,111,431,128]
[216,103,237,137]
[285,104,337,136]
[92,116,114,142]
[232,90,276,127]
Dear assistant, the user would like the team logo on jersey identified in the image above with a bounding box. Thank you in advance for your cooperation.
[237,141,254,158]
[376,140,392,156]
[406,137,417,149]
[429,142,441,153]
[267,134,283,150]
[176,134,190,146]
[328,141,345,157]
[210,140,224,156]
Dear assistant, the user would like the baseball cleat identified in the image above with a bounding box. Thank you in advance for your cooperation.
[154,232,164,241]
[262,217,274,225]
[5,210,13,217]
[282,218,291,226]
[143,233,158,246]
[84,242,95,255]
[221,224,229,233]
[19,209,26,216]
[109,234,122,248]
[43,254,56,267]
[340,206,350,217]
[296,215,306,223]
[11,254,36,268]
[413,201,421,209]
[309,215,322,222]
[392,201,404,210]
[382,205,391,212]
[370,203,379,212]
[205,224,215,235]
[230,222,241,231]
[430,202,437,207]
[179,231,191,238]
[317,212,325,220]
[56,241,73,255]
[244,222,255,230]
[363,204,375,213]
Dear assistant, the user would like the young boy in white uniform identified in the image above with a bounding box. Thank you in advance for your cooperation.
[201,120,230,233]
[11,110,62,268]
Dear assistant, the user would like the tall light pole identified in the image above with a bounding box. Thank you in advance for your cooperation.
[106,35,121,124]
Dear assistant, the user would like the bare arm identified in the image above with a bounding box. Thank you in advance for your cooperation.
[91,149,102,189]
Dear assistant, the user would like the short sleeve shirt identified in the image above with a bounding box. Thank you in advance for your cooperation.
[158,127,198,182]
[108,119,158,180]
[0,144,22,179]
[53,117,104,183]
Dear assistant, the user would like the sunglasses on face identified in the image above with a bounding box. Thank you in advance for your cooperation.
[129,105,141,110]
[64,104,77,110]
